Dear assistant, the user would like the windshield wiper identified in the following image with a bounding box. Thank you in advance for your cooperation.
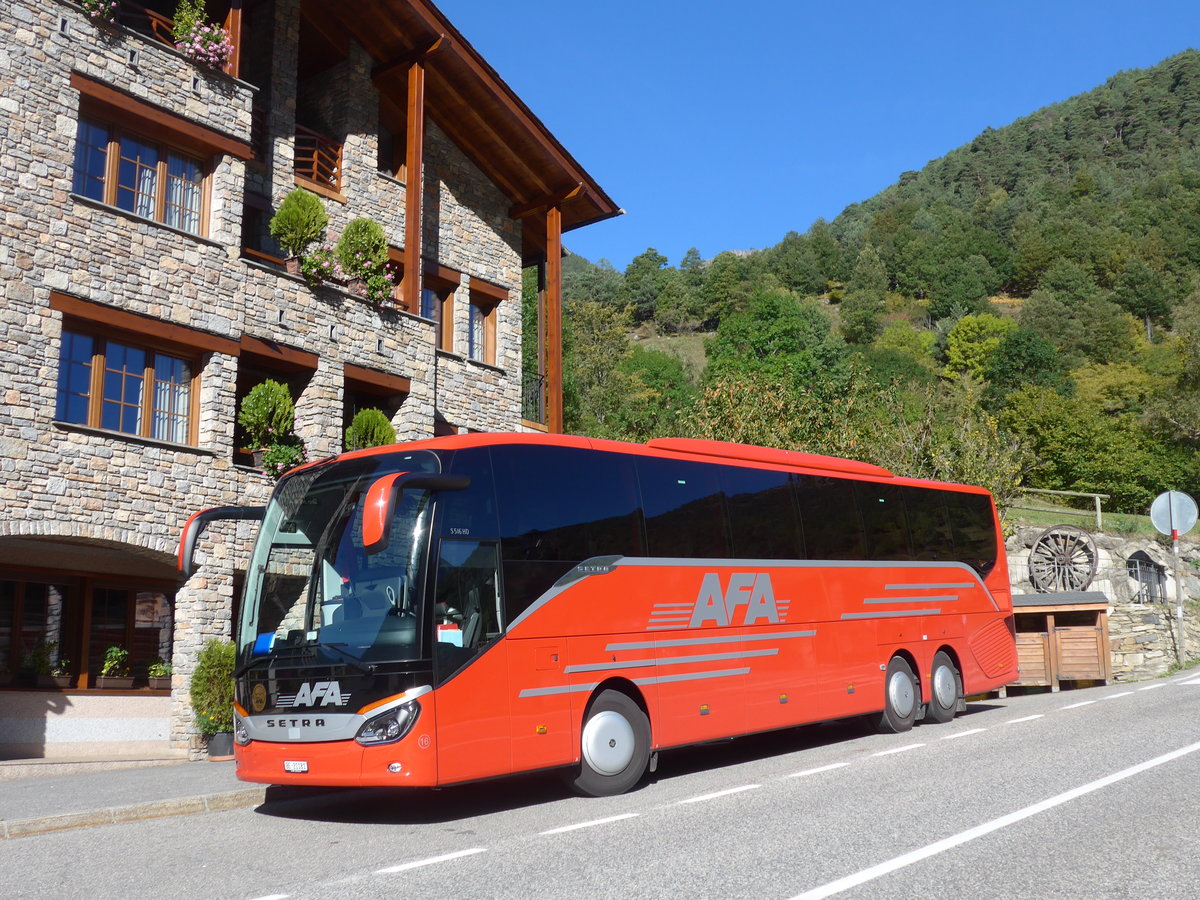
[313,642,373,675]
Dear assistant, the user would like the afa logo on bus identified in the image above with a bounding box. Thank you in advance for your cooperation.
[690,572,782,627]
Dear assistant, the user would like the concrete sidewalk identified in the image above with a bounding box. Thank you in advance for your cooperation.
[0,756,269,839]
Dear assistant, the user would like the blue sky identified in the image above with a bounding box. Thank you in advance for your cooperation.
[438,1,1197,271]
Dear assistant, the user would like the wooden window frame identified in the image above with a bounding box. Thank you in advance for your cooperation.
[468,278,506,366]
[423,265,461,353]
[73,113,212,237]
[56,317,202,446]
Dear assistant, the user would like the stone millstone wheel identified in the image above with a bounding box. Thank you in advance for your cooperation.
[1027,525,1098,592]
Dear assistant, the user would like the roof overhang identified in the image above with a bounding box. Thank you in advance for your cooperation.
[301,0,621,257]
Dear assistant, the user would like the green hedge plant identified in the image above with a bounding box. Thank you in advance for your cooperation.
[269,188,328,259]
[191,640,235,735]
[237,380,295,450]
[336,217,388,280]
[344,407,397,451]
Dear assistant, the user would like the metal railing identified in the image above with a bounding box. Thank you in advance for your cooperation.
[522,371,546,425]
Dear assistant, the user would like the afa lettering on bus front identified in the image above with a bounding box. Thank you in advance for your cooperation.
[690,572,783,627]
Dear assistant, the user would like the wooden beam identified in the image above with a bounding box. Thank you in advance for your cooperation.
[71,72,253,161]
[373,34,449,85]
[403,60,427,317]
[509,183,585,221]
[239,334,318,370]
[344,363,411,395]
[223,1,243,80]
[50,292,241,356]
[545,205,564,434]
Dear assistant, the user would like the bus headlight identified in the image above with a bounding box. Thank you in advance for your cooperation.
[356,700,420,746]
[233,711,251,746]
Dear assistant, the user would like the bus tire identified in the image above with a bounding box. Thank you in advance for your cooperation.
[569,689,650,797]
[926,651,960,724]
[876,656,918,733]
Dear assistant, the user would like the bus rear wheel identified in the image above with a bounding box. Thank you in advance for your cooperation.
[569,689,650,797]
[926,651,960,724]
[876,656,918,733]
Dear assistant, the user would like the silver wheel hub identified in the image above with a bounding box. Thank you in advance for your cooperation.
[581,709,635,776]
[933,664,957,709]
[888,670,915,718]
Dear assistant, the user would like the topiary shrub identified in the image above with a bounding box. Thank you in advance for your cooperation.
[191,640,235,735]
[336,217,388,279]
[269,188,328,258]
[237,380,295,449]
[344,407,397,451]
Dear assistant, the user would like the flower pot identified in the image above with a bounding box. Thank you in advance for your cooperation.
[284,256,302,276]
[346,277,367,295]
[96,676,134,689]
[251,448,266,467]
[149,677,172,691]
[207,732,235,759]
[37,675,72,688]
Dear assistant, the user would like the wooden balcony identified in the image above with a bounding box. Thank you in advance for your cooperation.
[294,125,343,199]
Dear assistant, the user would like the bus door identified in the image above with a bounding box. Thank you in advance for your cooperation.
[430,537,512,783]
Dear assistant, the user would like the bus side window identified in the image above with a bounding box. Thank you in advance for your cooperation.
[638,457,728,559]
[795,476,865,560]
[434,539,502,683]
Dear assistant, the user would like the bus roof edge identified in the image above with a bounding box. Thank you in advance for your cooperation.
[644,437,894,479]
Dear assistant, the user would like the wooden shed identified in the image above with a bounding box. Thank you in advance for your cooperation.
[1007,592,1112,691]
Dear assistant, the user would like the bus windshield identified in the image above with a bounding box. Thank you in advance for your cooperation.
[238,450,441,669]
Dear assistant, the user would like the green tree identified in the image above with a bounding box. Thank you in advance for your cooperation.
[1113,258,1171,339]
[981,327,1071,406]
[943,314,1017,379]
[706,289,845,381]
[619,248,669,322]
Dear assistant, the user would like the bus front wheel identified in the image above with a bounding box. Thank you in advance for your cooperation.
[925,651,961,724]
[876,656,918,733]
[569,689,650,797]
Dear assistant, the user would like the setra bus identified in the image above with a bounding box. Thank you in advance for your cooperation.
[179,432,1018,796]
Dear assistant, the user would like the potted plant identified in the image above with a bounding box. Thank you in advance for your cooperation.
[191,639,235,758]
[81,0,118,26]
[30,640,72,688]
[345,407,397,452]
[147,657,173,691]
[269,188,328,274]
[97,644,133,689]
[299,243,345,286]
[335,217,389,294]
[172,0,234,71]
[237,379,295,461]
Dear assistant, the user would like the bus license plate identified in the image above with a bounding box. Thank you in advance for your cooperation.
[284,760,308,773]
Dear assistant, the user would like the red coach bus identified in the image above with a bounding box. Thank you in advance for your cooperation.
[179,433,1017,796]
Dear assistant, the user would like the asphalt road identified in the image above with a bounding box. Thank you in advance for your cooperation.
[5,674,1200,899]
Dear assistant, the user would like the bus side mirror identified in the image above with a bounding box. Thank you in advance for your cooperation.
[362,473,471,555]
[178,506,265,578]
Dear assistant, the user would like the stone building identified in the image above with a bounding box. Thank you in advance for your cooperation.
[0,0,618,758]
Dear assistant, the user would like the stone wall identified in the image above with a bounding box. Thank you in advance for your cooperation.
[1007,526,1200,681]
[0,0,536,756]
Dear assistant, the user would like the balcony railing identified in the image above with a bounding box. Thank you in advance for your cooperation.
[294,125,343,193]
[117,2,176,49]
[522,371,546,425]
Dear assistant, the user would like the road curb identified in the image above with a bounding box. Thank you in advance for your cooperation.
[0,787,268,839]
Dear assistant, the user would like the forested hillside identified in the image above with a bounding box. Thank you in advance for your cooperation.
[547,49,1200,515]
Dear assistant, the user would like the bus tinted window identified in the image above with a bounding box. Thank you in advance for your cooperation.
[903,486,955,562]
[857,483,911,560]
[795,475,865,560]
[638,457,728,558]
[493,446,643,562]
[945,491,997,575]
[438,448,499,541]
[721,466,803,559]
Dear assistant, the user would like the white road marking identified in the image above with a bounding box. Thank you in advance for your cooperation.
[678,784,761,804]
[940,728,985,740]
[788,763,851,778]
[540,813,639,835]
[376,848,487,874]
[1138,683,1167,691]
[1005,714,1043,724]
[1177,677,1200,685]
[789,738,1200,900]
[1102,691,1134,700]
[1060,700,1096,709]
[871,743,924,757]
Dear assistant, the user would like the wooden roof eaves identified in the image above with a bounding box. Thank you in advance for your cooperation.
[353,0,620,221]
